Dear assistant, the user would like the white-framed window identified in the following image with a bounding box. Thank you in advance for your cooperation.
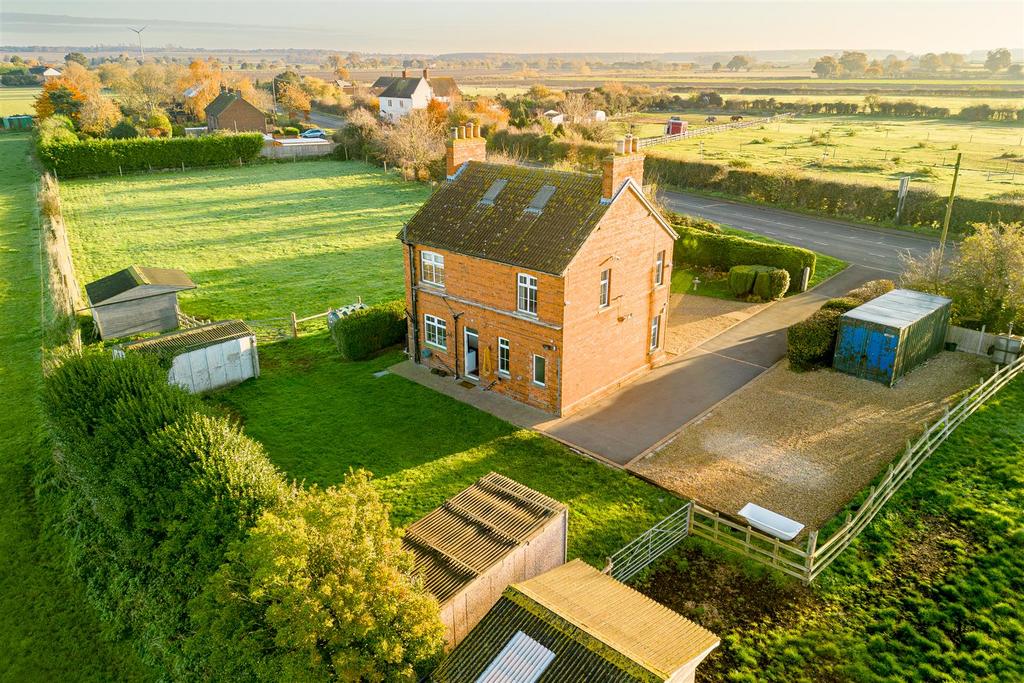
[424,314,447,350]
[498,337,510,376]
[599,268,611,308]
[517,273,538,316]
[655,250,666,286]
[420,251,445,287]
[532,354,546,386]
[387,99,393,107]
[650,314,662,351]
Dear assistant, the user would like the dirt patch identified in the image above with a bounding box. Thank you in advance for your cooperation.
[663,293,767,358]
[629,352,992,530]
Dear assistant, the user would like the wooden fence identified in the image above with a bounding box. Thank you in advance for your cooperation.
[608,355,1023,584]
[637,113,794,149]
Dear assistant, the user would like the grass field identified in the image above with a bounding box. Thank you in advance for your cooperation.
[642,114,1024,200]
[60,160,430,322]
[669,226,847,298]
[212,336,681,566]
[641,373,1024,681]
[0,135,149,680]
[0,86,40,116]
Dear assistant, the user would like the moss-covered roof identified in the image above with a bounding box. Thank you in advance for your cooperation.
[204,90,261,118]
[401,161,610,275]
[379,77,427,99]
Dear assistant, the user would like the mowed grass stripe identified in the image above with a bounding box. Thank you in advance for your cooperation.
[0,134,149,681]
[60,161,431,321]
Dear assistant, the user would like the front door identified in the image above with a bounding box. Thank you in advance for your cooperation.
[464,328,479,379]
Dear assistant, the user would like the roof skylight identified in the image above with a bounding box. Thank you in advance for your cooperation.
[524,185,557,215]
[479,179,508,206]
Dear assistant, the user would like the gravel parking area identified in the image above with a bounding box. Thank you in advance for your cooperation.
[663,293,766,358]
[629,352,992,529]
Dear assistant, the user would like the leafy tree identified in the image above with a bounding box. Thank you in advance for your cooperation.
[712,61,722,72]
[64,51,89,66]
[1009,63,1024,78]
[77,96,121,136]
[193,472,444,681]
[277,82,311,119]
[838,51,868,76]
[900,222,1024,330]
[918,53,942,72]
[379,109,445,179]
[985,48,1012,72]
[939,52,965,70]
[726,55,752,72]
[144,111,172,137]
[34,79,87,121]
[813,56,840,79]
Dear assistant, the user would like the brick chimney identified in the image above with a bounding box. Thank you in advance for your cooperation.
[402,68,408,78]
[446,122,486,178]
[422,68,429,79]
[601,135,644,201]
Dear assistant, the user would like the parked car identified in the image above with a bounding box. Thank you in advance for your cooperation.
[300,128,327,139]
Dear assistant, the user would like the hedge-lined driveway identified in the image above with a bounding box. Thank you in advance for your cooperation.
[541,265,876,465]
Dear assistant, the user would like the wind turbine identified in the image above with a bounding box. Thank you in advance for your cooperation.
[129,26,147,61]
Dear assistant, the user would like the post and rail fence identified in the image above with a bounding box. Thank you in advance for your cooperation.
[606,355,1024,584]
[636,113,795,150]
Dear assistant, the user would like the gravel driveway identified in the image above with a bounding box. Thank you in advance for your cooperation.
[629,352,992,530]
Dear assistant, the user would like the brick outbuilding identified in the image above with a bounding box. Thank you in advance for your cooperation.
[399,125,676,416]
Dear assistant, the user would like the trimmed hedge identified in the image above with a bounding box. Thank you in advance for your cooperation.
[331,299,407,360]
[675,225,815,286]
[821,296,862,313]
[36,133,265,177]
[753,268,790,300]
[787,308,844,371]
[646,155,1024,231]
[728,265,764,296]
[847,278,896,303]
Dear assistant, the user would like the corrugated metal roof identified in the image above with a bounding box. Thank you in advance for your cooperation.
[86,265,196,304]
[432,592,657,683]
[401,162,611,275]
[403,473,564,605]
[122,320,253,354]
[843,288,952,330]
[514,560,720,679]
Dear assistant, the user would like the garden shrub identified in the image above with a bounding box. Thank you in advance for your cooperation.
[666,210,722,233]
[108,118,140,139]
[36,132,264,176]
[821,296,862,312]
[847,278,895,303]
[728,265,763,296]
[281,126,299,136]
[753,267,790,300]
[331,299,407,361]
[674,225,815,285]
[787,308,844,371]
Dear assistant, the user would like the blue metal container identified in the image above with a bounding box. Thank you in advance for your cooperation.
[834,289,952,386]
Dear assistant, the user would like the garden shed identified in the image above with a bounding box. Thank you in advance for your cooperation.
[85,265,196,340]
[117,320,259,393]
[403,472,567,649]
[834,288,951,386]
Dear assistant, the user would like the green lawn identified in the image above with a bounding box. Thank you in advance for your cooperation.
[650,115,1024,201]
[670,225,848,298]
[212,335,681,567]
[60,160,431,322]
[0,86,39,116]
[0,135,149,680]
[641,374,1024,681]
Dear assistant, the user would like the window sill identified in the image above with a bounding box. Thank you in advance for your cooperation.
[497,371,510,379]
[425,342,447,352]
[419,281,445,291]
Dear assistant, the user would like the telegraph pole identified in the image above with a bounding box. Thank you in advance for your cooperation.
[936,152,962,276]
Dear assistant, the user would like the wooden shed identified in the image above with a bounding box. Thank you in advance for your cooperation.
[432,559,720,683]
[85,265,196,340]
[117,320,259,393]
[404,473,567,649]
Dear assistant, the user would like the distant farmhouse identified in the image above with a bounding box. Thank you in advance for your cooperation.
[400,125,675,416]
[204,86,268,132]
[28,65,62,82]
[375,68,462,122]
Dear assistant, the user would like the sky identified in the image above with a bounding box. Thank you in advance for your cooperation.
[2,1,1023,55]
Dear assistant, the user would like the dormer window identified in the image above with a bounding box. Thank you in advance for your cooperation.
[524,185,556,215]
[479,179,508,206]
[420,251,445,287]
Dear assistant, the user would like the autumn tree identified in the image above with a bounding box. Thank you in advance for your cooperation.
[77,96,121,135]
[34,79,87,121]
[813,56,841,79]
[276,83,310,119]
[711,61,722,72]
[838,51,868,76]
[193,472,444,681]
[379,109,445,179]
[726,55,752,72]
[985,48,1012,72]
[939,52,965,70]
[918,53,942,72]
[900,222,1024,331]
[64,51,88,66]
[426,98,448,129]
[179,59,224,120]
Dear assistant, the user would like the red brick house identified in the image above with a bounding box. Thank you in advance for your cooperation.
[204,87,268,132]
[399,124,676,416]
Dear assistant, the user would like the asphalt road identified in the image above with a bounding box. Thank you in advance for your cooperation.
[308,110,346,129]
[660,190,947,274]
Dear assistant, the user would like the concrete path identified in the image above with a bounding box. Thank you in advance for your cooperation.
[660,190,945,274]
[540,265,878,465]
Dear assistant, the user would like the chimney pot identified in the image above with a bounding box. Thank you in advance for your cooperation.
[632,137,640,153]
[451,126,459,140]
[467,122,476,138]
[615,139,626,154]
[402,69,408,78]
